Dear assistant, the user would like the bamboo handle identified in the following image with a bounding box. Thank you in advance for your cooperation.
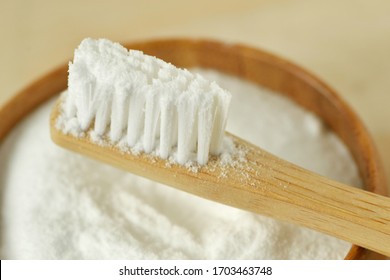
[50,102,390,257]
[233,139,390,257]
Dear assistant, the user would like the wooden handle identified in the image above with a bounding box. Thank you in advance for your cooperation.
[50,101,390,256]
[232,139,390,257]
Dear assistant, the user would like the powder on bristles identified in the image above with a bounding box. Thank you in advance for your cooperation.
[62,38,231,165]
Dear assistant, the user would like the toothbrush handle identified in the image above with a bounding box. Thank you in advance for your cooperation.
[50,102,390,257]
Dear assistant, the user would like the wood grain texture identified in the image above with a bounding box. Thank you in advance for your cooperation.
[1,39,388,259]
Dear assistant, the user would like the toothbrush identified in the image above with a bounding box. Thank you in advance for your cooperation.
[50,38,390,257]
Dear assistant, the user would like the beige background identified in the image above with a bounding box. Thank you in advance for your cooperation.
[1,0,390,192]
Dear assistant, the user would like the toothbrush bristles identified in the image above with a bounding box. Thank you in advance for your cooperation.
[64,38,231,165]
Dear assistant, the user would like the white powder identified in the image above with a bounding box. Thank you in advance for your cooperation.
[0,69,361,259]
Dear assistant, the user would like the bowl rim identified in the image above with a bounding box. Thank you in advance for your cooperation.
[0,38,387,260]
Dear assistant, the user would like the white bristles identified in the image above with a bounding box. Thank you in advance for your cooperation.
[94,88,112,136]
[64,38,232,165]
[127,89,146,147]
[177,91,200,164]
[210,82,231,155]
[159,98,176,159]
[143,88,160,153]
[76,81,95,131]
[109,87,129,142]
[198,94,217,164]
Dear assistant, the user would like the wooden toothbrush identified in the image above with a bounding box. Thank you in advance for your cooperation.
[50,38,390,257]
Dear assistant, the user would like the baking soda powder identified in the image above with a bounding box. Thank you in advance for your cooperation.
[0,69,361,259]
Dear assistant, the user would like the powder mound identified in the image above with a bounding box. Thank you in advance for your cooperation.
[61,38,231,165]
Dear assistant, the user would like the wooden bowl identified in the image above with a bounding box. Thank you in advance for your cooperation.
[0,39,387,259]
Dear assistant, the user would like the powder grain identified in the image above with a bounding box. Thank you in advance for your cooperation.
[0,69,361,259]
